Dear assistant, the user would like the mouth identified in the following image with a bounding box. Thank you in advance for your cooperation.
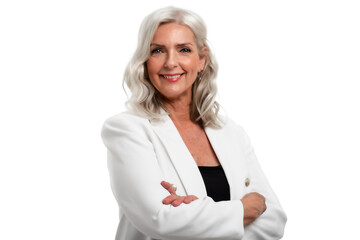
[160,73,184,82]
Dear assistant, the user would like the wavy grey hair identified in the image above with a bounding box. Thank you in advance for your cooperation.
[124,6,221,128]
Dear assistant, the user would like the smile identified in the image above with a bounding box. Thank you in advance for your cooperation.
[160,73,184,82]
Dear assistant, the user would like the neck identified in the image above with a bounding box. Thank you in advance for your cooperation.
[162,96,192,124]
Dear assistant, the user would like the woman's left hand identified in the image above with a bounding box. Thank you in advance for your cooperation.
[161,181,198,207]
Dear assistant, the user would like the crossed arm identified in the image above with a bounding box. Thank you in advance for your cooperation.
[102,114,286,239]
[161,181,267,227]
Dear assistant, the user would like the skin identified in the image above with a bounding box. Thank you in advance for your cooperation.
[241,192,267,226]
[161,181,198,207]
[147,23,267,226]
[147,23,206,102]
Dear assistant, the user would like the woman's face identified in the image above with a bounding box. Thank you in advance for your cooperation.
[146,23,206,102]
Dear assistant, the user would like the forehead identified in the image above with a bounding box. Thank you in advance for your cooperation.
[151,23,196,44]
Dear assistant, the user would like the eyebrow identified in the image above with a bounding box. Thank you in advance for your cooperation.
[150,43,193,47]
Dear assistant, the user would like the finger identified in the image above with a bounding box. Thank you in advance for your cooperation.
[262,202,267,213]
[160,181,176,194]
[183,195,199,204]
[172,197,185,207]
[162,194,179,205]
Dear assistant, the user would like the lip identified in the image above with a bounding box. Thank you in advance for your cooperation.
[160,73,184,82]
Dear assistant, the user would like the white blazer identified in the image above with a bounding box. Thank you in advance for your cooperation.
[101,111,287,240]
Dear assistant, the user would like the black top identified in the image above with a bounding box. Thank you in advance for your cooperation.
[198,165,230,202]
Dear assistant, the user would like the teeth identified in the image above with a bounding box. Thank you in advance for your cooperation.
[163,74,181,79]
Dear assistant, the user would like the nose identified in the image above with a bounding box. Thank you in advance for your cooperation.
[164,50,178,69]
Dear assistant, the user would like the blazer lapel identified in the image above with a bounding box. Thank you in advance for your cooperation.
[150,115,207,197]
[206,125,246,200]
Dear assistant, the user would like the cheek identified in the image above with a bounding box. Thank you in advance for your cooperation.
[183,58,200,73]
[147,58,162,75]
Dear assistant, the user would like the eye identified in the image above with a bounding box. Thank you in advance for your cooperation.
[180,48,191,53]
[151,48,162,54]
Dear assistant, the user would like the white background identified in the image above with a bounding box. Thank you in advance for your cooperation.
[1,0,359,239]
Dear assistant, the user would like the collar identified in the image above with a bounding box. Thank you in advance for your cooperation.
[150,114,241,199]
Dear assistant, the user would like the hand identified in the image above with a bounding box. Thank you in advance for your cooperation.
[241,192,267,226]
[161,181,198,207]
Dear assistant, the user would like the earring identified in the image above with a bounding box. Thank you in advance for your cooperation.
[197,71,203,81]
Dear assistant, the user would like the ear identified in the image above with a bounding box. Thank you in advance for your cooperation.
[198,46,208,72]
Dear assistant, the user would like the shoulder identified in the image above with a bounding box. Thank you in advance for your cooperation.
[101,111,153,139]
[214,115,251,145]
[103,111,150,127]
[218,115,247,135]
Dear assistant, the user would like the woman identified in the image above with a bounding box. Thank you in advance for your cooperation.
[101,6,287,240]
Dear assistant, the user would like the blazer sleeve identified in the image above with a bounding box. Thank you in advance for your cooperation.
[236,126,287,240]
[101,113,245,240]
